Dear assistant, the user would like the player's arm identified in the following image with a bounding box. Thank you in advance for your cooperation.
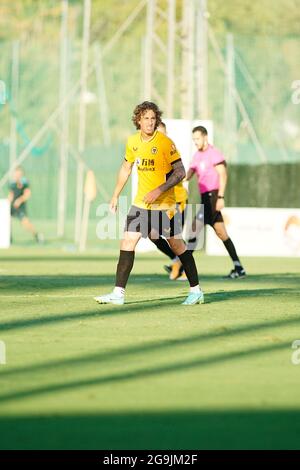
[185,168,195,181]
[13,188,31,208]
[144,160,186,204]
[110,160,133,213]
[215,162,227,211]
[22,187,31,202]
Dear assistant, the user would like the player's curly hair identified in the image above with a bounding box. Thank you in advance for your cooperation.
[132,101,163,130]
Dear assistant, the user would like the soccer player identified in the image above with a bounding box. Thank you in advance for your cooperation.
[94,101,204,305]
[8,166,43,243]
[182,125,246,279]
[148,121,188,280]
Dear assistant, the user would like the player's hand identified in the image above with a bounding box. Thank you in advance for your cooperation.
[216,198,225,212]
[143,188,162,205]
[13,199,21,209]
[109,196,118,214]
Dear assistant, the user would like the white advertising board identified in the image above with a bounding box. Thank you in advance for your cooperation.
[206,208,300,257]
[0,199,10,249]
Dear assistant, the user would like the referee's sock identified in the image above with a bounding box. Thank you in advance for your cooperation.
[151,236,176,260]
[178,250,199,288]
[223,238,243,270]
[115,250,135,290]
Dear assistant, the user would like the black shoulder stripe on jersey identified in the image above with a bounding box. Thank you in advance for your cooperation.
[215,160,227,167]
[171,158,182,165]
[166,169,173,180]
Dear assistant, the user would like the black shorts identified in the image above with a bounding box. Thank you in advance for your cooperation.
[199,190,224,226]
[11,205,27,220]
[176,199,188,229]
[125,205,182,239]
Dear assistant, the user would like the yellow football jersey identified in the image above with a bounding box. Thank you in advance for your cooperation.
[125,130,181,210]
[174,182,188,204]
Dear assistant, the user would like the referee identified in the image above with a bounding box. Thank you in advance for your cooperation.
[185,126,246,279]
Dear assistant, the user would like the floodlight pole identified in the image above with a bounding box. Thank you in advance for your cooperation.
[224,33,238,162]
[94,42,111,147]
[140,36,146,101]
[144,0,156,99]
[9,40,20,176]
[196,0,208,118]
[74,0,91,244]
[181,0,194,120]
[57,0,69,237]
[166,0,175,117]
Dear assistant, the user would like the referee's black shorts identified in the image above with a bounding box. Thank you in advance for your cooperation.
[200,190,224,226]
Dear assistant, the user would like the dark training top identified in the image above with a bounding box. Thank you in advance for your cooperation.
[9,177,30,210]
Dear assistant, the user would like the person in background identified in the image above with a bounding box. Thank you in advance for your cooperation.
[8,166,43,243]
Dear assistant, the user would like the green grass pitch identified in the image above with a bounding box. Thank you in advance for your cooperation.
[0,247,300,450]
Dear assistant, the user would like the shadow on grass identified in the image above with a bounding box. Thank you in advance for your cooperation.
[0,340,292,405]
[0,313,299,380]
[0,256,121,263]
[0,274,173,293]
[1,271,300,295]
[1,408,300,450]
[0,287,299,332]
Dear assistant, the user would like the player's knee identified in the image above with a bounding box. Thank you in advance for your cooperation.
[214,227,227,240]
[121,235,140,251]
[121,240,133,251]
[168,238,185,255]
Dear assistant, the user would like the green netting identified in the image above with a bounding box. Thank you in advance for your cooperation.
[0,1,299,224]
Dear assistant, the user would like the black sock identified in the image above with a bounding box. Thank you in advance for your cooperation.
[186,237,197,253]
[115,250,135,288]
[178,250,199,287]
[223,238,242,269]
[151,236,176,260]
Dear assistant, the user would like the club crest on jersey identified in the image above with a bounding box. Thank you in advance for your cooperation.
[133,147,138,152]
[151,147,158,154]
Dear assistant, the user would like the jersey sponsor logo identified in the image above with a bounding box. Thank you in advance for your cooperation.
[137,158,155,166]
[151,147,158,154]
[136,157,155,171]
[142,158,154,166]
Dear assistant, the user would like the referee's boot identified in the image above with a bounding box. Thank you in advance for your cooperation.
[225,267,247,279]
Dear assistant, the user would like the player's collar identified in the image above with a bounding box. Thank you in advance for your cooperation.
[139,130,157,143]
